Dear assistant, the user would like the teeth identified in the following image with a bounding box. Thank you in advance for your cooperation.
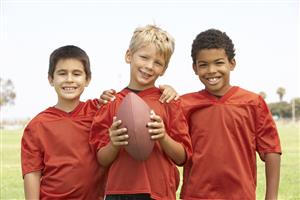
[140,70,151,78]
[207,77,219,84]
[63,87,76,91]
[208,78,218,82]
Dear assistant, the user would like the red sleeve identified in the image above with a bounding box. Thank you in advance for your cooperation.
[256,96,281,154]
[165,99,193,165]
[90,98,101,109]
[21,123,44,177]
[89,102,115,152]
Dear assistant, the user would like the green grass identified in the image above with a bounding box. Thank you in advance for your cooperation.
[256,122,300,200]
[1,122,299,199]
[1,129,24,199]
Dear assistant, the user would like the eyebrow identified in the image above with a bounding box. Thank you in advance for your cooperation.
[197,58,225,63]
[55,69,67,73]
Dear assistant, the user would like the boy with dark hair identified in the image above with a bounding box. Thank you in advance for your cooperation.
[180,29,281,200]
[21,45,107,200]
[90,24,192,200]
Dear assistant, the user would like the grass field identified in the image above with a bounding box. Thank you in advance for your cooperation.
[0,122,299,199]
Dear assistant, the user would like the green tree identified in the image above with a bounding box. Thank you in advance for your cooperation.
[276,87,286,102]
[293,98,300,120]
[0,78,16,108]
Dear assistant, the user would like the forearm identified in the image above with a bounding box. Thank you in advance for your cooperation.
[97,142,120,167]
[264,153,281,200]
[24,171,41,200]
[159,134,186,165]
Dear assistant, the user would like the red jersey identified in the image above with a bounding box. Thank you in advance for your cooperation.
[21,99,106,200]
[90,87,192,200]
[179,86,281,200]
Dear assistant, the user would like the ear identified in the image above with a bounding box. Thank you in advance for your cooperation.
[192,63,198,75]
[85,78,91,87]
[125,49,132,64]
[48,75,54,86]
[229,58,236,71]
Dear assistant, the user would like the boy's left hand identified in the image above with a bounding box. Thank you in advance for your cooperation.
[147,110,166,141]
[99,89,116,104]
[159,85,179,103]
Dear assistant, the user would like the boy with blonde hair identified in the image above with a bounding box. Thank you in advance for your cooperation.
[90,25,192,200]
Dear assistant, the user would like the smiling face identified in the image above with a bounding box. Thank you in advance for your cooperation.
[126,44,166,91]
[193,48,236,96]
[48,58,90,109]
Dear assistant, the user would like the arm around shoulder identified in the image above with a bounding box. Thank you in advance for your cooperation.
[24,171,41,200]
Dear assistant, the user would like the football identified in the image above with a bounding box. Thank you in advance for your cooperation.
[116,92,154,161]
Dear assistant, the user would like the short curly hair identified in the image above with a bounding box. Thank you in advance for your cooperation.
[191,29,235,64]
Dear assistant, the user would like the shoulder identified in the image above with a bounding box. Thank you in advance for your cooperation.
[23,108,56,137]
[26,107,56,127]
[229,87,263,105]
[181,91,205,101]
[85,98,101,109]
[79,99,101,116]
[180,90,208,109]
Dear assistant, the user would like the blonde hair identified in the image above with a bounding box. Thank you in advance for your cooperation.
[129,24,175,68]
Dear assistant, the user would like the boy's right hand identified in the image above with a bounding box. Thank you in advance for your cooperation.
[109,117,128,149]
[99,89,116,104]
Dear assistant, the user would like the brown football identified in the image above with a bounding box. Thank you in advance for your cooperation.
[116,92,154,161]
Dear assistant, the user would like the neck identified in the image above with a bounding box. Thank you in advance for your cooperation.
[55,99,80,113]
[127,82,155,91]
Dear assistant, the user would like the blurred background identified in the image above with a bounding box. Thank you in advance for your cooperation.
[1,0,299,199]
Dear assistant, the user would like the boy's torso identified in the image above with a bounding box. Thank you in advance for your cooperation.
[94,87,190,200]
[22,100,106,200]
[180,86,281,200]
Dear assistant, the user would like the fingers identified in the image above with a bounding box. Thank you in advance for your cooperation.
[158,85,179,103]
[150,110,161,122]
[109,117,128,146]
[148,110,165,140]
[110,116,121,129]
[99,89,116,104]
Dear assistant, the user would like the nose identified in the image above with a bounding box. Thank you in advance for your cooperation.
[207,65,217,73]
[66,73,73,82]
[144,61,154,71]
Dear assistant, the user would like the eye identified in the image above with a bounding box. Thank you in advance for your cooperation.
[155,61,163,67]
[216,61,225,65]
[198,63,208,68]
[73,71,83,76]
[140,55,148,60]
[57,71,66,75]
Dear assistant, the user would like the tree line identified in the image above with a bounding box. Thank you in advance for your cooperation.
[259,87,300,120]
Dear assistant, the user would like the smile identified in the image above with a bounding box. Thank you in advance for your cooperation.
[206,77,221,85]
[62,87,77,91]
[139,69,152,79]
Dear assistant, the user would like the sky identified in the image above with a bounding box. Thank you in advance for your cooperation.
[0,0,299,120]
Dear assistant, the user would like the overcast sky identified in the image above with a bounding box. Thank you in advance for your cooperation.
[1,0,299,120]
